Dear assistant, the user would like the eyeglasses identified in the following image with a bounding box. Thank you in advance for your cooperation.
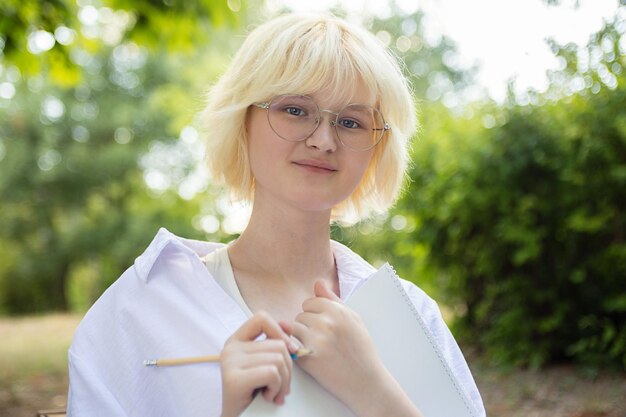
[253,94,390,151]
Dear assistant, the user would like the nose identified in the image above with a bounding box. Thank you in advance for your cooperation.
[304,111,338,152]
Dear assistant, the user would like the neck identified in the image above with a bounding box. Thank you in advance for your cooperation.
[228,198,336,289]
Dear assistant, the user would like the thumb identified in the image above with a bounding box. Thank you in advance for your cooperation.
[314,279,342,302]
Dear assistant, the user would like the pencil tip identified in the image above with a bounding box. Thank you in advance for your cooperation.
[292,348,313,360]
[298,348,313,356]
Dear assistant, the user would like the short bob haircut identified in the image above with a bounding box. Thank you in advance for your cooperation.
[201,13,417,224]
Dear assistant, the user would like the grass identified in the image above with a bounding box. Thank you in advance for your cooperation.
[1,313,625,417]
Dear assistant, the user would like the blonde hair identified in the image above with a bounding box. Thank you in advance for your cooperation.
[201,13,417,223]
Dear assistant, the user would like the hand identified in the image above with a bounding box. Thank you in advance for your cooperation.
[289,281,384,410]
[220,311,297,417]
[290,280,423,417]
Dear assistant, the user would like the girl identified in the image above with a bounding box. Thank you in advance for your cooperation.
[67,13,485,417]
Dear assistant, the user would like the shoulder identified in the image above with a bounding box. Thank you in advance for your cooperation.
[397,278,442,321]
[76,227,224,316]
[70,228,228,347]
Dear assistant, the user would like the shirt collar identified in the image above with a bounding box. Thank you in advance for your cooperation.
[134,228,376,294]
[134,228,225,282]
[331,240,376,300]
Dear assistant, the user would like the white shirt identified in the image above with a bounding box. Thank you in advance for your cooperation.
[67,227,485,417]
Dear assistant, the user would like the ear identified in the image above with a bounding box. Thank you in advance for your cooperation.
[313,279,341,302]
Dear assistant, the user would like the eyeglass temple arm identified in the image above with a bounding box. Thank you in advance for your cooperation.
[373,123,391,132]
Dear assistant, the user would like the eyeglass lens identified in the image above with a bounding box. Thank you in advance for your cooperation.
[267,95,385,151]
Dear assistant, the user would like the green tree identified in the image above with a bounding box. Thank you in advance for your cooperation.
[0,1,245,314]
[0,0,241,84]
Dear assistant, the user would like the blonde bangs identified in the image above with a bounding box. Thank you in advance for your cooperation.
[247,18,378,107]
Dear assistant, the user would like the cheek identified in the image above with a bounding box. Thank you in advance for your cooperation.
[247,138,273,180]
[246,112,293,181]
[246,109,271,148]
[348,151,375,185]
[247,111,274,163]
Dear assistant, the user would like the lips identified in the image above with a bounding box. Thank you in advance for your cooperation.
[292,159,338,172]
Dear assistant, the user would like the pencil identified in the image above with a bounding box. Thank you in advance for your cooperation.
[143,355,220,367]
[144,348,313,367]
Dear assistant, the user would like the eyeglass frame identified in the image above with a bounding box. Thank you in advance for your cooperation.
[252,94,391,152]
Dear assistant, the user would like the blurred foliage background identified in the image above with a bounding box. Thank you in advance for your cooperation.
[0,0,625,371]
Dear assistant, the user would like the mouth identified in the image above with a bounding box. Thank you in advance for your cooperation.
[292,159,338,173]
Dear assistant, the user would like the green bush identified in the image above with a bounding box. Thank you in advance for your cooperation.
[403,82,626,368]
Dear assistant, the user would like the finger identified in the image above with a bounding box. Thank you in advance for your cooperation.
[223,344,293,399]
[293,311,320,328]
[278,321,303,354]
[274,393,286,405]
[242,339,291,355]
[302,296,336,313]
[232,310,290,343]
[239,351,291,380]
[240,353,292,385]
[314,279,342,302]
[278,320,292,335]
[258,357,291,404]
[243,365,284,403]
[239,340,294,371]
[289,320,313,348]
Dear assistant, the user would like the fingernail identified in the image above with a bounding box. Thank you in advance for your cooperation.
[288,340,300,353]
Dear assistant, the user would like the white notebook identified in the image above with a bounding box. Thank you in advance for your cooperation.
[241,263,479,417]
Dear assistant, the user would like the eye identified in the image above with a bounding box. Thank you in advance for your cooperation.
[337,118,361,129]
[284,106,306,117]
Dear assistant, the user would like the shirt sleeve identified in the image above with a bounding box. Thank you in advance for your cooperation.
[400,279,487,417]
